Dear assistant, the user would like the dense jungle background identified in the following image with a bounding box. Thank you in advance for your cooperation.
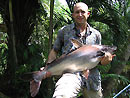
[0,0,130,98]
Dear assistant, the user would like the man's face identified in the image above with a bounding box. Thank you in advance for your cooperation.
[72,3,90,24]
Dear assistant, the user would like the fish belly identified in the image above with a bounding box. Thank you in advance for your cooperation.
[46,56,100,76]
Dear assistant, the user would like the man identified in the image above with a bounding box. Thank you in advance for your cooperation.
[47,2,113,98]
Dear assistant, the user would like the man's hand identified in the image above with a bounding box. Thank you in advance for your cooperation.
[40,67,44,71]
[101,52,116,65]
[83,69,89,79]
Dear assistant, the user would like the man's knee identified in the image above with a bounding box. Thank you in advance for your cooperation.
[53,73,82,98]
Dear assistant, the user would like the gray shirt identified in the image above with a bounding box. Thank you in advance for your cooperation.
[53,23,102,91]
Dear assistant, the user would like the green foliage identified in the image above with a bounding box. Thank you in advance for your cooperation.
[0,14,3,23]
[0,43,7,74]
[102,73,130,98]
[0,0,129,98]
[102,74,130,84]
[36,0,130,97]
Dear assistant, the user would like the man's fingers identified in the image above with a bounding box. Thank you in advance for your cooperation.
[40,67,44,71]
[83,69,89,79]
[104,52,112,61]
[100,52,113,65]
[112,54,116,58]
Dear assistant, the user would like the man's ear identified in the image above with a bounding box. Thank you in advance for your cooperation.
[88,11,90,16]
[86,11,90,18]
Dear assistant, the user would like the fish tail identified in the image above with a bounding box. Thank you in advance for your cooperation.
[30,79,41,97]
[29,71,51,97]
[21,70,51,97]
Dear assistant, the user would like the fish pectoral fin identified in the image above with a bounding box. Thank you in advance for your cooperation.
[70,38,83,48]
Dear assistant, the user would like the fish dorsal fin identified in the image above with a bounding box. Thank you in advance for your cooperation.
[70,38,83,48]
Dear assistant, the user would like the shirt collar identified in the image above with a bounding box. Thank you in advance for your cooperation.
[72,23,92,37]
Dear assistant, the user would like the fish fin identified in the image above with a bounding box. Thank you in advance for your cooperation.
[70,38,83,48]
[30,80,41,97]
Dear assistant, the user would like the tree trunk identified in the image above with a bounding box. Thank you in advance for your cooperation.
[47,0,55,97]
[0,0,39,97]
[5,0,18,82]
[48,0,54,51]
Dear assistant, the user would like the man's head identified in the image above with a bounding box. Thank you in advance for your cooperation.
[72,2,90,24]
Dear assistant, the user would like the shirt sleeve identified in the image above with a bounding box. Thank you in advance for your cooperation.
[53,28,64,52]
[96,31,102,45]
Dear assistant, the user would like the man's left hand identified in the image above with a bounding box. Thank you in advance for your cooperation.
[101,52,115,65]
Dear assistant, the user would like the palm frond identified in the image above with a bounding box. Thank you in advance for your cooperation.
[66,0,79,12]
[102,74,130,85]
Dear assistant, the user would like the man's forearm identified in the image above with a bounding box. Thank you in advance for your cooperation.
[47,49,57,64]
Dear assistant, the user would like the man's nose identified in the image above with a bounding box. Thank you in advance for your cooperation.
[78,12,82,16]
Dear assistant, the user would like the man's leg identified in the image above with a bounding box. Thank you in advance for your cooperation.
[83,87,103,98]
[53,73,82,98]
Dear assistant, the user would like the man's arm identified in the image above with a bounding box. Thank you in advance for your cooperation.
[40,49,58,71]
[47,49,58,64]
[96,31,114,65]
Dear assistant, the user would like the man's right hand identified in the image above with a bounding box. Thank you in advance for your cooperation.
[83,69,89,79]
[47,49,57,64]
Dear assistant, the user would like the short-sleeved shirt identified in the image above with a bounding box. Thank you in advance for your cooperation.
[53,23,102,91]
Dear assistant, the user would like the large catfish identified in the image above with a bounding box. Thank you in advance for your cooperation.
[21,39,117,97]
